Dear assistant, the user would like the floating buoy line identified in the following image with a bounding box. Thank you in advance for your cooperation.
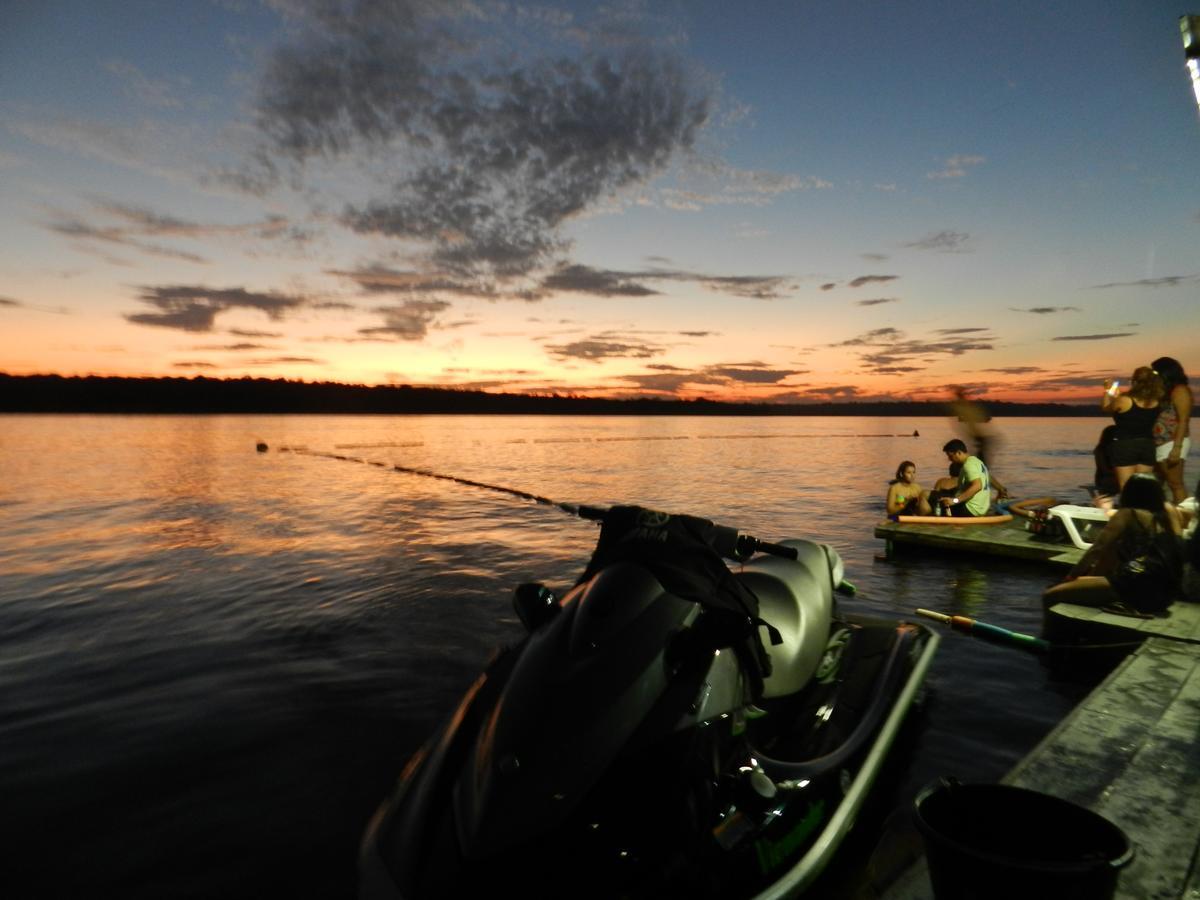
[277,445,606,521]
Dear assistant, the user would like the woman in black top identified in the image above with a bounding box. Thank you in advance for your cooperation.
[1102,365,1163,490]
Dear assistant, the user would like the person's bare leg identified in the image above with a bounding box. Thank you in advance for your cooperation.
[1164,459,1187,503]
[1042,576,1118,609]
[1114,464,1135,490]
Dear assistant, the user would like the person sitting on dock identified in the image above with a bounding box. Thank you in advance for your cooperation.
[1042,473,1184,615]
[937,439,991,517]
[886,460,933,519]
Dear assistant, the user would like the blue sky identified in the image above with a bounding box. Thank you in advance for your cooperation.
[1,0,1196,403]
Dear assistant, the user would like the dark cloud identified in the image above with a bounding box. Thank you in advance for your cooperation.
[190,342,271,351]
[544,338,664,363]
[358,299,451,340]
[707,366,802,384]
[309,301,359,310]
[835,325,994,370]
[244,0,710,277]
[1051,333,1135,342]
[820,283,836,291]
[1090,276,1197,289]
[0,296,21,307]
[847,275,899,288]
[982,366,1045,374]
[328,266,502,298]
[861,253,888,261]
[1011,306,1081,314]
[692,274,792,299]
[679,330,715,337]
[172,360,218,369]
[541,264,659,297]
[856,297,898,306]
[228,328,282,338]
[536,263,792,300]
[125,285,307,332]
[245,356,324,365]
[904,230,972,252]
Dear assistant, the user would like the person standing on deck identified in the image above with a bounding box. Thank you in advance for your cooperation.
[937,439,991,518]
[1103,366,1163,491]
[1151,356,1192,504]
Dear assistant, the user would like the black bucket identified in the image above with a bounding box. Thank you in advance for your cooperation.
[914,778,1133,900]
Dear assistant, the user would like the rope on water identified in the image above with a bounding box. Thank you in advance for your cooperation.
[278,446,605,520]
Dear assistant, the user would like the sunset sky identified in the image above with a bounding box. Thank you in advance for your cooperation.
[2,0,1197,404]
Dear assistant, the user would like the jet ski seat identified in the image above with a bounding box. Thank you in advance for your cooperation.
[737,540,836,699]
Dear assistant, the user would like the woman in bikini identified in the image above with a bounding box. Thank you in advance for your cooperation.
[886,460,932,519]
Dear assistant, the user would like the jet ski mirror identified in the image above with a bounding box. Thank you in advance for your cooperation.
[512,582,560,632]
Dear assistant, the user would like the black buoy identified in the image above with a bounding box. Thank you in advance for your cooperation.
[256,441,269,453]
[913,429,920,437]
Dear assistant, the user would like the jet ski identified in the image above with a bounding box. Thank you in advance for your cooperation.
[359,505,939,899]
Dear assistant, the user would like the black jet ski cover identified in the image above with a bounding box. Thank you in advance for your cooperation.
[576,505,777,698]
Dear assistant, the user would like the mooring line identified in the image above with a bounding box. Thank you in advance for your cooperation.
[279,446,605,520]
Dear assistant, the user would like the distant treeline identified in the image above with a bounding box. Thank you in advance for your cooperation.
[0,373,1104,417]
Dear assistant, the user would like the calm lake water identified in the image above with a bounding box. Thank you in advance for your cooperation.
[0,413,1129,898]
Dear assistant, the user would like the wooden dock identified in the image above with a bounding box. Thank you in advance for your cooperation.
[874,518,1085,567]
[1046,600,1200,647]
[882,626,1200,899]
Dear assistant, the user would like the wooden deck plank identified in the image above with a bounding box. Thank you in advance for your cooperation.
[1047,602,1200,645]
[1004,639,1200,900]
[884,639,1200,899]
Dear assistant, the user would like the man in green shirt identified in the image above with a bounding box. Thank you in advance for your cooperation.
[938,439,991,517]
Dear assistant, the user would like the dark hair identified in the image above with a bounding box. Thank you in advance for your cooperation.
[1120,473,1168,528]
[948,461,963,477]
[890,460,916,484]
[1151,356,1188,390]
[942,438,968,454]
[1130,366,1164,404]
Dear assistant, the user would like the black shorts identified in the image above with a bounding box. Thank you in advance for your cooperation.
[1109,436,1155,468]
[948,502,977,518]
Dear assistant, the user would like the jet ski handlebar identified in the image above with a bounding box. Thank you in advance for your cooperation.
[568,503,798,562]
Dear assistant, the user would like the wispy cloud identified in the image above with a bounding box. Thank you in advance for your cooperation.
[927,154,985,179]
[1051,333,1135,342]
[45,200,311,265]
[545,333,666,363]
[904,230,973,253]
[528,263,794,300]
[1090,276,1197,289]
[847,275,899,288]
[1010,306,1081,314]
[104,59,185,109]
[835,325,995,370]
[125,285,307,332]
[856,297,899,306]
[358,299,452,341]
